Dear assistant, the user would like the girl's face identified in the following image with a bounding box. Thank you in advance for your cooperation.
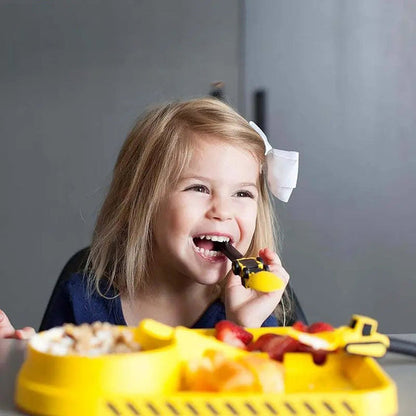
[152,135,261,287]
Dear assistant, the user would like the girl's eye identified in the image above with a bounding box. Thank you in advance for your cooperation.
[235,190,255,198]
[186,185,209,194]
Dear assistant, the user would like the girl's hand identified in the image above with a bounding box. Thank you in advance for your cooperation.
[224,248,289,328]
[0,309,35,340]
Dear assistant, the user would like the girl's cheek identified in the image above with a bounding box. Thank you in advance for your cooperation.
[245,204,258,225]
[239,210,258,242]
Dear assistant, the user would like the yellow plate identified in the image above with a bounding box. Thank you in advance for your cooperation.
[15,320,397,416]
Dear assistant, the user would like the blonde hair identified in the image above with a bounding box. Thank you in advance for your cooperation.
[86,97,292,323]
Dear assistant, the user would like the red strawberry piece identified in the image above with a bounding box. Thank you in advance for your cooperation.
[292,321,308,332]
[307,322,334,333]
[215,320,253,348]
[246,333,282,352]
[296,343,312,353]
[297,342,329,365]
[258,335,300,362]
[311,350,328,365]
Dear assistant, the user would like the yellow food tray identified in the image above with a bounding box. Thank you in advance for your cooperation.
[15,320,397,416]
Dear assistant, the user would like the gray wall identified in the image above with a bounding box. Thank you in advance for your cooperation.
[0,0,241,329]
[244,0,416,333]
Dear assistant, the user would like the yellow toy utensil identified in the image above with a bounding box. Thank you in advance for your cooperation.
[218,242,284,292]
[242,270,284,292]
[330,314,416,358]
[273,315,390,358]
[279,314,416,359]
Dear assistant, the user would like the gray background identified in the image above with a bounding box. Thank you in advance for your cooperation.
[244,0,416,333]
[0,0,241,329]
[1,0,414,333]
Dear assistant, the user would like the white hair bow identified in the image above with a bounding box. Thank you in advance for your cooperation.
[249,121,299,203]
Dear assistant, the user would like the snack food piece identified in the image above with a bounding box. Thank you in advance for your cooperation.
[307,322,334,333]
[215,320,336,365]
[30,322,141,356]
[214,320,253,348]
[183,349,284,393]
[247,334,299,361]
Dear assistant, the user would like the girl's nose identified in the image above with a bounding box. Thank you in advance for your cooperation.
[207,196,232,221]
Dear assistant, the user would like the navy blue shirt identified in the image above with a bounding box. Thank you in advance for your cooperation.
[40,273,278,331]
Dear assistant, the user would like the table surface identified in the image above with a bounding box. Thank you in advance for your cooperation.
[1,334,415,416]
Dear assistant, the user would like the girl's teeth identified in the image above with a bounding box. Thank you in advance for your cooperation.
[195,247,221,257]
[198,235,230,242]
[193,235,231,257]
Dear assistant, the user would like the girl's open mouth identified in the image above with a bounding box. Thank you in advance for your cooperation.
[192,235,230,259]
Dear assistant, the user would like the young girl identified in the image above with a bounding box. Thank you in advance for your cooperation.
[0,97,301,339]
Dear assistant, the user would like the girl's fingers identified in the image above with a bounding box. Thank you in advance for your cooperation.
[224,249,290,327]
[0,309,16,338]
[259,247,282,266]
[15,327,36,340]
[225,271,245,290]
[0,310,35,340]
[259,248,290,285]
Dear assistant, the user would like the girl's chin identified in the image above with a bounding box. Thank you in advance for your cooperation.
[188,251,231,284]
[192,267,229,286]
[194,276,225,287]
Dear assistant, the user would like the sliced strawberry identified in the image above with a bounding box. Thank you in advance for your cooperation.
[307,322,334,333]
[265,336,300,361]
[248,334,299,361]
[311,350,328,365]
[297,343,329,365]
[246,333,282,352]
[215,321,253,348]
[292,321,308,332]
